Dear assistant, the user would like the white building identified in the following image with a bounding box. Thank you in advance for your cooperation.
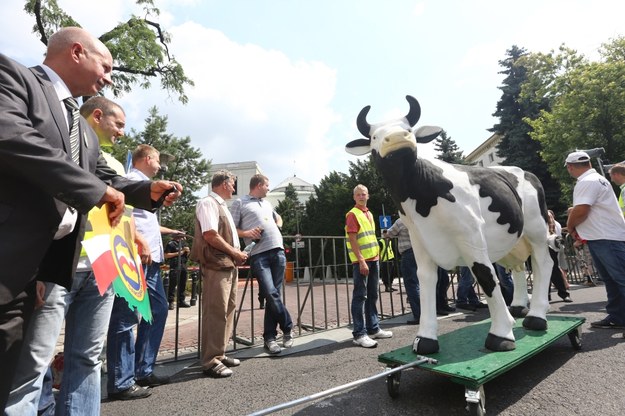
[465,133,505,167]
[208,161,314,207]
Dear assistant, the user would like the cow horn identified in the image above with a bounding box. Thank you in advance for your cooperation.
[405,95,421,127]
[356,105,372,138]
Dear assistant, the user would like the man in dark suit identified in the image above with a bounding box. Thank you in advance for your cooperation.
[0,27,182,409]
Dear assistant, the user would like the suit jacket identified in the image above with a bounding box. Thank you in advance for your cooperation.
[0,53,154,301]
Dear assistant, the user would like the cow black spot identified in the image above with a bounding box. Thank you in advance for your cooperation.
[524,171,549,224]
[373,148,455,217]
[455,165,524,236]
[471,262,497,297]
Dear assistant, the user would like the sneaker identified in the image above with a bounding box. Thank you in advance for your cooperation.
[220,356,241,367]
[353,335,378,348]
[369,329,393,339]
[590,317,625,329]
[108,384,151,401]
[203,362,233,378]
[264,339,282,355]
[283,333,294,348]
[136,373,170,387]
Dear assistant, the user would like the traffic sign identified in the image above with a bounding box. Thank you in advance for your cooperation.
[379,215,391,230]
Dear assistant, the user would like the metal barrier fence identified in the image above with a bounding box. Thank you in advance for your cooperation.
[163,234,598,358]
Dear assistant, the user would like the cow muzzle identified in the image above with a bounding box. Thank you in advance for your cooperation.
[379,131,417,157]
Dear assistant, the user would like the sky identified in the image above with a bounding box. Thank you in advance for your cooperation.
[1,0,624,190]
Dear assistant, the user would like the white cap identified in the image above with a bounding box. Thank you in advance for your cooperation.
[564,151,590,166]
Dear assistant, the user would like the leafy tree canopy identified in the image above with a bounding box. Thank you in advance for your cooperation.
[109,107,211,233]
[25,0,194,103]
[434,130,466,164]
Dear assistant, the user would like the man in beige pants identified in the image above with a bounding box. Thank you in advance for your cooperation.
[191,170,248,377]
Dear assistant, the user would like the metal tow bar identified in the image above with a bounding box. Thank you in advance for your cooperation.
[248,356,437,416]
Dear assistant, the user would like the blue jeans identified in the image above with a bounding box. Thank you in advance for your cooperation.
[56,271,114,416]
[5,272,114,416]
[5,282,66,416]
[400,249,420,320]
[351,260,380,338]
[457,266,480,304]
[495,263,514,305]
[106,262,168,393]
[587,240,625,325]
[250,248,292,341]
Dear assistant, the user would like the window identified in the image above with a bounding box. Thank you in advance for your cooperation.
[478,161,484,167]
[488,153,495,162]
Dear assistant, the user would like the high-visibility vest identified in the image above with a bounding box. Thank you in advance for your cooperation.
[378,238,395,262]
[619,186,625,217]
[345,207,379,263]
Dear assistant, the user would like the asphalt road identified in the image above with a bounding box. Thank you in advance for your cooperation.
[101,283,625,416]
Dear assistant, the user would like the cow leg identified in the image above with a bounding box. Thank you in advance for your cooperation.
[523,245,552,331]
[471,261,516,351]
[412,258,439,354]
[509,269,530,318]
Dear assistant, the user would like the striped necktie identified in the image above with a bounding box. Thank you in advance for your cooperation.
[63,97,80,164]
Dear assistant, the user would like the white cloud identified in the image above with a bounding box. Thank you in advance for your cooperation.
[118,20,341,185]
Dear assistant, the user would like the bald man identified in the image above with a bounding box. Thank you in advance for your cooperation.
[0,27,181,409]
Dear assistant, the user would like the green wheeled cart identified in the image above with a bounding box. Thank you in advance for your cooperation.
[378,315,585,416]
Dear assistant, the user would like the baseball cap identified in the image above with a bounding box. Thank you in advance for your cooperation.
[564,151,590,166]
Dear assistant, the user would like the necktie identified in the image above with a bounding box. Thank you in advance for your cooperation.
[63,97,80,164]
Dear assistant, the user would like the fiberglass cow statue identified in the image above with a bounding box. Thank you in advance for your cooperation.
[345,95,553,354]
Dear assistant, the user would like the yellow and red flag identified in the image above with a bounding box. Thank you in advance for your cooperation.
[81,205,152,322]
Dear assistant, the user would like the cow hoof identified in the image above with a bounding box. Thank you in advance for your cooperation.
[523,316,548,331]
[509,305,529,318]
[485,333,516,351]
[412,336,439,354]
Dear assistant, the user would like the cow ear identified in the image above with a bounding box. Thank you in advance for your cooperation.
[345,138,372,156]
[414,126,443,143]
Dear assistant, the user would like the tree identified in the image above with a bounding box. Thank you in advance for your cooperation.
[434,130,466,164]
[490,45,565,214]
[301,171,351,237]
[110,107,211,232]
[25,0,194,103]
[275,183,304,236]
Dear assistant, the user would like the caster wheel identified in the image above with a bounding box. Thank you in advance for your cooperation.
[386,369,401,398]
[568,327,582,350]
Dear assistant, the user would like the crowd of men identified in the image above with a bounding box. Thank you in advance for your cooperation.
[2,24,625,416]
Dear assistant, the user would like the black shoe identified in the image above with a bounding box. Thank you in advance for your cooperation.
[136,373,171,387]
[474,302,489,309]
[455,303,477,312]
[178,301,191,308]
[590,317,625,329]
[436,309,449,316]
[108,384,152,401]
[562,296,573,303]
[168,303,175,310]
[439,305,456,313]
[190,299,197,306]
[406,319,420,325]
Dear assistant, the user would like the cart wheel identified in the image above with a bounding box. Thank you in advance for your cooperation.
[465,386,485,416]
[568,327,582,350]
[467,401,485,416]
[386,369,401,398]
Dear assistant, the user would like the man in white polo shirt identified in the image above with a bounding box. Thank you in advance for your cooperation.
[566,151,625,329]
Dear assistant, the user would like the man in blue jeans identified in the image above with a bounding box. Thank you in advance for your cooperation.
[345,184,393,348]
[566,151,625,329]
[231,174,294,354]
[107,145,183,400]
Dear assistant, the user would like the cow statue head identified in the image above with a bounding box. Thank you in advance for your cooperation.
[345,95,443,158]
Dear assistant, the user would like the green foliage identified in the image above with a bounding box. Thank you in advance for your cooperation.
[109,107,211,233]
[275,183,304,236]
[490,45,566,214]
[434,130,466,164]
[24,0,193,103]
